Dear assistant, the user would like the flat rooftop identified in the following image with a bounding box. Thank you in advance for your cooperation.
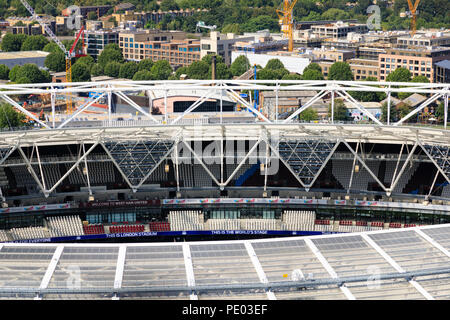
[0,50,49,60]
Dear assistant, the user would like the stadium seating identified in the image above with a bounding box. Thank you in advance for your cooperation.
[168,210,204,231]
[240,219,281,230]
[109,225,145,233]
[282,210,316,231]
[148,222,171,231]
[0,229,11,242]
[205,219,241,230]
[83,224,105,235]
[369,221,385,230]
[10,226,50,240]
[314,219,334,232]
[47,215,84,237]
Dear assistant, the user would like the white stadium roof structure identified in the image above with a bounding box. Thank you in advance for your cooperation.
[1,224,450,300]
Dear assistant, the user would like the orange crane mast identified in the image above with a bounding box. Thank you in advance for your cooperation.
[407,0,421,36]
[276,0,298,52]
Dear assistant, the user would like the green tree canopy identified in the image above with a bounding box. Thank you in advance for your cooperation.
[201,54,224,66]
[90,63,104,77]
[15,64,49,83]
[44,51,65,72]
[328,99,351,121]
[175,66,188,79]
[138,59,154,71]
[386,67,411,82]
[0,64,10,80]
[282,73,303,80]
[72,63,91,82]
[241,15,279,32]
[9,65,21,82]
[87,11,97,20]
[265,59,285,70]
[230,55,250,77]
[150,60,173,80]
[411,75,430,83]
[119,61,139,79]
[0,103,26,128]
[75,55,95,69]
[210,62,232,79]
[20,35,49,51]
[187,60,210,79]
[303,62,322,74]
[302,69,324,80]
[104,61,122,78]
[350,76,386,102]
[98,46,124,68]
[299,108,318,122]
[43,42,63,54]
[1,33,28,52]
[132,70,154,81]
[328,62,353,80]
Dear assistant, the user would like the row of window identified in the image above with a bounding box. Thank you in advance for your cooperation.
[381,57,431,65]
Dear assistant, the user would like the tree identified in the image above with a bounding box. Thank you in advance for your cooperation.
[72,63,91,82]
[1,33,28,52]
[222,23,241,34]
[75,55,95,69]
[241,15,279,32]
[98,46,124,68]
[0,64,9,80]
[386,67,411,82]
[43,42,63,54]
[328,62,353,80]
[21,35,49,51]
[230,55,250,77]
[175,66,188,79]
[187,60,209,79]
[132,70,154,81]
[202,54,224,66]
[282,73,303,80]
[119,61,139,79]
[435,102,445,124]
[160,0,179,11]
[0,104,26,128]
[411,75,430,83]
[350,76,386,102]
[44,51,65,72]
[87,11,97,20]
[303,62,322,74]
[15,64,49,83]
[90,64,104,77]
[265,59,285,70]
[210,62,232,79]
[138,59,154,71]
[328,99,350,121]
[104,62,122,78]
[302,69,324,80]
[381,102,398,123]
[150,60,173,80]
[9,65,21,82]
[299,108,318,122]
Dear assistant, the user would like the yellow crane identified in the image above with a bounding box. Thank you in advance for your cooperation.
[406,0,421,36]
[276,0,298,52]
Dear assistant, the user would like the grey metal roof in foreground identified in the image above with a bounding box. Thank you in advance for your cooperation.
[1,224,450,300]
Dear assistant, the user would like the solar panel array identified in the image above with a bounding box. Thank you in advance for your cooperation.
[0,224,450,300]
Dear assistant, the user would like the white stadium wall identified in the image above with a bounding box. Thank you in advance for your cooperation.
[231,51,311,74]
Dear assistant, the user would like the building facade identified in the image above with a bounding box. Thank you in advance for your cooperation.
[83,29,119,60]
[379,46,450,82]
[201,32,254,65]
[435,60,450,83]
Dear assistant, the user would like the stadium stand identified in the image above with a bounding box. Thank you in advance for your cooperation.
[282,210,315,231]
[83,224,105,235]
[47,215,84,237]
[168,210,204,231]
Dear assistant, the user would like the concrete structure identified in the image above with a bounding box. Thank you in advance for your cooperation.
[0,51,49,68]
[311,21,368,40]
[397,32,450,48]
[231,51,310,74]
[435,60,450,83]
[379,46,450,82]
[201,31,254,65]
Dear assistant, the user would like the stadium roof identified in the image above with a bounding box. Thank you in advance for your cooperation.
[1,224,450,300]
[0,51,49,60]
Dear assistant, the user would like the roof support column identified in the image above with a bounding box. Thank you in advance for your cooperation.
[37,245,64,300]
[182,243,198,300]
[112,244,127,300]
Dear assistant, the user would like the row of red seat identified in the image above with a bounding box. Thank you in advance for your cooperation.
[389,222,402,228]
[371,221,384,228]
[110,225,145,234]
[83,225,105,235]
[404,223,417,228]
[339,220,353,226]
[315,219,331,225]
[148,222,171,231]
[356,221,368,226]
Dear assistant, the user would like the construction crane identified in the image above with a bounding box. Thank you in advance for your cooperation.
[19,0,86,114]
[276,0,298,52]
[196,21,217,33]
[406,0,421,36]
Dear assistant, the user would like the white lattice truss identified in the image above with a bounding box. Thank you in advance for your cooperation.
[0,80,448,198]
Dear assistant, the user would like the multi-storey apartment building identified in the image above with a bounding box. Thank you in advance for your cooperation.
[311,21,368,39]
[83,29,119,60]
[119,30,200,67]
[379,46,450,82]
[200,31,254,65]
